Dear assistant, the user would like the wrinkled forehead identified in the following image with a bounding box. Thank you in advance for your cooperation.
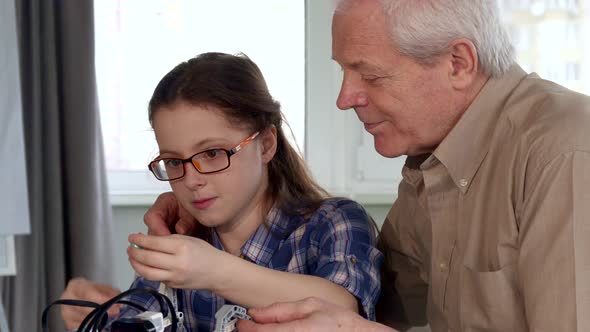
[332,0,389,40]
[333,0,384,16]
[332,1,394,65]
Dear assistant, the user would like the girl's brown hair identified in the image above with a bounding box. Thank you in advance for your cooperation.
[148,52,328,216]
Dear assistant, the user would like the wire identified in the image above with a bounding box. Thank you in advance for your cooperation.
[117,300,149,313]
[42,287,177,332]
[41,300,100,332]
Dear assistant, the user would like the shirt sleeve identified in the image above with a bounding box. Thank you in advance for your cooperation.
[376,180,429,330]
[311,199,384,321]
[520,151,590,331]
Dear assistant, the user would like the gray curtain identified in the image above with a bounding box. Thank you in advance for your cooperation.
[1,1,114,331]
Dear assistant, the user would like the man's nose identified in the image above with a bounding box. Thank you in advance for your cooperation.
[336,75,369,110]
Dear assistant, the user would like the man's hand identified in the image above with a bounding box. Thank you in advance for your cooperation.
[144,192,198,236]
[59,278,121,331]
[237,297,397,332]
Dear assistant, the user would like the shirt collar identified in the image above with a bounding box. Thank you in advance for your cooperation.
[212,206,303,267]
[429,64,528,193]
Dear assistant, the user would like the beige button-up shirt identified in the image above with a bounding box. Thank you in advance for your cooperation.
[377,65,590,332]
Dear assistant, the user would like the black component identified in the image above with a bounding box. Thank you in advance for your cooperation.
[111,317,157,332]
[41,287,177,332]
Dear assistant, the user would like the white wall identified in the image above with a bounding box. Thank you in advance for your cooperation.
[111,206,149,290]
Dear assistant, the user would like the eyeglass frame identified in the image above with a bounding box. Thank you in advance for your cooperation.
[148,131,260,181]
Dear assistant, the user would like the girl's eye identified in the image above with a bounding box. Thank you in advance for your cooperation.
[204,149,223,159]
[165,159,183,168]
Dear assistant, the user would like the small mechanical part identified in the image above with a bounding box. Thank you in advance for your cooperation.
[214,304,252,332]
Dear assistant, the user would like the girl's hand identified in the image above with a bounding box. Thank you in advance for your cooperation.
[143,192,205,236]
[127,233,227,290]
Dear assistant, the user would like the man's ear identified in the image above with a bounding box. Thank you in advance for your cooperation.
[447,38,480,90]
[260,126,278,164]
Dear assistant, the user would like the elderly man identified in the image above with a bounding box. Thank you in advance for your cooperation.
[239,0,590,330]
[61,0,590,331]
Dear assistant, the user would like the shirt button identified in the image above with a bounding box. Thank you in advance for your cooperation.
[439,262,447,271]
[459,179,468,187]
[348,255,358,265]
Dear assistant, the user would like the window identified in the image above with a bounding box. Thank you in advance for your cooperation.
[566,62,581,81]
[503,0,590,94]
[95,0,305,202]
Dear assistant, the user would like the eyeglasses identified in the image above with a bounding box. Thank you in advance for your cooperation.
[148,132,260,181]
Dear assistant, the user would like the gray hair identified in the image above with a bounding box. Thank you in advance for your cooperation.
[336,0,515,77]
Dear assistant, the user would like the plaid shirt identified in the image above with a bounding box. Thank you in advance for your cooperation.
[115,198,383,332]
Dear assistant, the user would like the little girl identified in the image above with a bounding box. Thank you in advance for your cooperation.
[67,52,383,332]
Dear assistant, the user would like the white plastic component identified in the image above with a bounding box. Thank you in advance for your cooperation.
[214,305,252,332]
[159,283,185,332]
[135,311,165,332]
